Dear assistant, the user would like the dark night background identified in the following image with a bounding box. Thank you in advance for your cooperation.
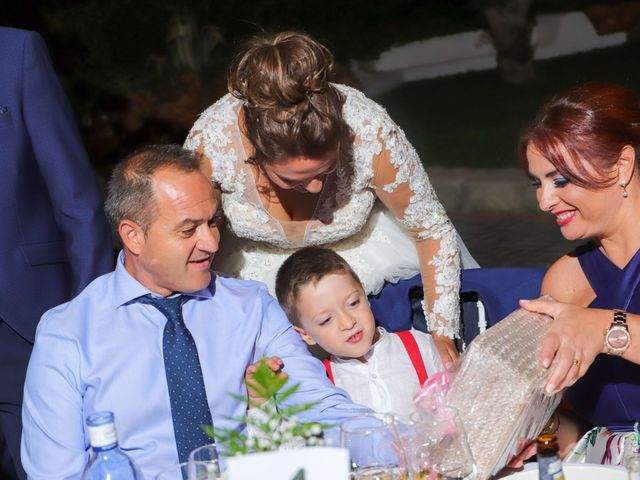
[2,1,640,179]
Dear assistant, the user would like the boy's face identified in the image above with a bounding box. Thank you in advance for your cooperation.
[294,272,377,361]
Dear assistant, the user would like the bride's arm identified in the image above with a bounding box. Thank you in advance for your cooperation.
[371,131,461,366]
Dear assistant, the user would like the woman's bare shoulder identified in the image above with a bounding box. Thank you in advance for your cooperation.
[541,250,589,303]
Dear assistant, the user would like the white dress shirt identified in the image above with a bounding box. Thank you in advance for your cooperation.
[21,252,369,479]
[330,328,443,420]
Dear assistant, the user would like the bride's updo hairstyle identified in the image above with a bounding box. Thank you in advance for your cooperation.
[519,82,640,189]
[228,31,353,166]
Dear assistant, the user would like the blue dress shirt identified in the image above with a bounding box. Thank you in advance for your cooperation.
[21,252,369,479]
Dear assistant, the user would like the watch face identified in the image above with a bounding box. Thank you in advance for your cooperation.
[607,327,630,349]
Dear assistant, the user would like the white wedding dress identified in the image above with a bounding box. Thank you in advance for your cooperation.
[185,84,476,338]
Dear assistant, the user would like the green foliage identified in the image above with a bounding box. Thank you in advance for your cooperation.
[206,359,329,457]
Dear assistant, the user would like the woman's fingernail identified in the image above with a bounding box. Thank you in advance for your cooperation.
[445,362,454,371]
[542,359,550,369]
[545,383,555,395]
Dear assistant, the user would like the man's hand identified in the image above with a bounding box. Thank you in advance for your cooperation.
[431,333,458,371]
[245,356,286,407]
[492,439,537,478]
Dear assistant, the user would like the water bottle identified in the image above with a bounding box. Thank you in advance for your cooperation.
[81,411,142,480]
[536,433,565,480]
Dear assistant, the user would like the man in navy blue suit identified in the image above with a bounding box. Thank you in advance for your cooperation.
[0,27,113,479]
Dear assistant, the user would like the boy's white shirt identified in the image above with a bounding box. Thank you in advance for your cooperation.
[329,327,443,421]
[246,327,443,440]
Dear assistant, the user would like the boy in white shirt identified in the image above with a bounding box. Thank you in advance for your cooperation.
[272,246,444,420]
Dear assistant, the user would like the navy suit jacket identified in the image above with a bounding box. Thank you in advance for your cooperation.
[0,27,113,343]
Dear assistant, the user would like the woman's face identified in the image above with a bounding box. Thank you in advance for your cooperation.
[526,142,622,241]
[261,154,337,194]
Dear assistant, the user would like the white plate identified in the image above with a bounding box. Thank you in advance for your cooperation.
[504,462,626,479]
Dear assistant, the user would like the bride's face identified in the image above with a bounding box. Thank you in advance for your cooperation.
[261,154,337,193]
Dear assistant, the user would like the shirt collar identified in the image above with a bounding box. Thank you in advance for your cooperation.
[112,250,215,307]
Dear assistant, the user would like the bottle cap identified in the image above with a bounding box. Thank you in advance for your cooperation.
[86,411,118,450]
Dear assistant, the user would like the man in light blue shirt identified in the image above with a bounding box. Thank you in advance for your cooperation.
[21,145,368,479]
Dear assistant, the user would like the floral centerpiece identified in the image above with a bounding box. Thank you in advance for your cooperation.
[204,359,328,456]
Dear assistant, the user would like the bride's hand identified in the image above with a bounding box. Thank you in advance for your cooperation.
[519,298,609,394]
[431,333,458,371]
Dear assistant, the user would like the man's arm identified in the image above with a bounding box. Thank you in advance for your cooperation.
[21,31,113,294]
[21,314,89,478]
[256,292,371,428]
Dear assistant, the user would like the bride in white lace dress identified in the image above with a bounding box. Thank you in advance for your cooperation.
[185,31,475,365]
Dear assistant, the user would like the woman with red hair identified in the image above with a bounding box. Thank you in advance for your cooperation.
[520,82,640,463]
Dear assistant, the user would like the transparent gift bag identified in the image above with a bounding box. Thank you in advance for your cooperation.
[413,302,562,480]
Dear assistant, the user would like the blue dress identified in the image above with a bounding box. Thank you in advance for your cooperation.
[566,242,640,431]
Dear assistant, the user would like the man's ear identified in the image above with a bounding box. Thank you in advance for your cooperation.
[617,145,636,182]
[294,325,317,346]
[119,219,145,255]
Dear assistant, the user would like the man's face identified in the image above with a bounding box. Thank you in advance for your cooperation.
[124,168,220,296]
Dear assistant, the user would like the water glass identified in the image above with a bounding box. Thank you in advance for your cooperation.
[189,443,219,464]
[410,407,477,480]
[624,434,640,478]
[340,413,412,479]
[155,461,220,480]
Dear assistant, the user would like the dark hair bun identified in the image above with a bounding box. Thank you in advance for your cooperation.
[227,31,353,167]
[229,31,334,122]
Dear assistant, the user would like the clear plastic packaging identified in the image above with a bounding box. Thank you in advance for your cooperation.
[415,305,562,480]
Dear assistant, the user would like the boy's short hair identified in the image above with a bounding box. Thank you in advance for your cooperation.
[275,247,362,326]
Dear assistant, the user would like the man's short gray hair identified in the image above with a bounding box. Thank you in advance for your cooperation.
[105,145,201,238]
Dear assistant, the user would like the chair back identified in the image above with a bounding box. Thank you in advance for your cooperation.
[460,266,546,345]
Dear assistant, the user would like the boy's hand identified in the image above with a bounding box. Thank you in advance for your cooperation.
[245,356,287,407]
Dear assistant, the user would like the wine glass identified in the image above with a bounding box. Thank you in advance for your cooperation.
[340,413,413,480]
[156,461,220,480]
[410,407,477,480]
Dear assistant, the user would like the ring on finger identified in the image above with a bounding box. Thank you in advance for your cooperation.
[572,359,580,367]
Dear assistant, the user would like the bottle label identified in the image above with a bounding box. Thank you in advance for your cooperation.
[87,423,117,450]
[538,456,564,480]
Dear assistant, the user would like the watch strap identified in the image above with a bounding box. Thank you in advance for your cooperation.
[604,310,631,355]
[613,310,629,329]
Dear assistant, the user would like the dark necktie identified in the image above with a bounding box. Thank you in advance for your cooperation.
[136,294,214,463]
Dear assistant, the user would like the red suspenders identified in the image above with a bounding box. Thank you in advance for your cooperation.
[323,331,429,386]
[323,357,335,384]
[394,331,429,386]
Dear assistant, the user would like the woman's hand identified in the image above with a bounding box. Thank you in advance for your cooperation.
[519,298,609,394]
[431,333,459,371]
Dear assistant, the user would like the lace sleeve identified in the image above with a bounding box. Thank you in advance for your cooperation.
[371,130,461,339]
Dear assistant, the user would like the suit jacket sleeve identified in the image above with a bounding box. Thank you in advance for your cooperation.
[20,31,113,294]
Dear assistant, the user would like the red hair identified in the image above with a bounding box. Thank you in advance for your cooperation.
[519,83,640,188]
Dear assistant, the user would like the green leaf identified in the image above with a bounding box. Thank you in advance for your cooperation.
[210,358,330,456]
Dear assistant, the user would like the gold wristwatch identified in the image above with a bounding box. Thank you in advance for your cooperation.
[603,310,631,355]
